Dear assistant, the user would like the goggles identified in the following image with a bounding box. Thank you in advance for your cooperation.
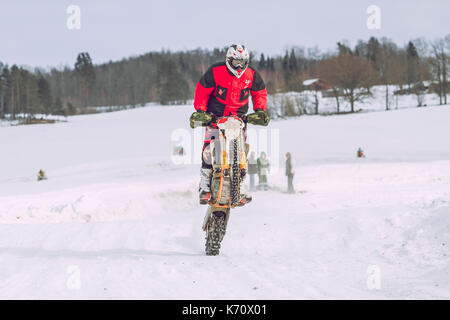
[231,58,248,68]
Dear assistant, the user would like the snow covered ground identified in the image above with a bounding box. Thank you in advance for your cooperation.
[0,104,449,299]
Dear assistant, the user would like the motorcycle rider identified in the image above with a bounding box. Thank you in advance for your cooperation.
[189,44,270,205]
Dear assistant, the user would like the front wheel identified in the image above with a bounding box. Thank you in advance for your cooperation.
[205,211,228,256]
[231,139,241,206]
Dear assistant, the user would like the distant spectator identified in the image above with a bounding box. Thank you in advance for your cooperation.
[257,152,270,191]
[285,152,296,194]
[173,146,185,156]
[37,169,47,181]
[247,152,258,191]
[357,147,365,158]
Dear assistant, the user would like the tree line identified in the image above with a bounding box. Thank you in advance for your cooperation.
[0,36,449,120]
[266,36,449,115]
[316,37,449,113]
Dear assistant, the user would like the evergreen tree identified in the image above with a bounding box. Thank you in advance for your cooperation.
[53,96,65,116]
[0,64,7,119]
[282,51,289,71]
[406,41,419,88]
[75,52,95,107]
[157,58,190,105]
[289,49,298,72]
[258,53,266,70]
[337,42,352,55]
[268,57,275,72]
[9,65,21,120]
[367,37,381,66]
[37,76,52,113]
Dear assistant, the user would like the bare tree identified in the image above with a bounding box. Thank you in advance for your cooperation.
[441,35,450,104]
[318,60,341,113]
[378,39,399,110]
[0,63,5,119]
[320,53,378,112]
[430,39,447,105]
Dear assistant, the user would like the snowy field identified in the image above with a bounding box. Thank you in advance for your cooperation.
[0,104,449,299]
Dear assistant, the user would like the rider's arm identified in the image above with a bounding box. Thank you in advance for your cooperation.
[194,66,216,112]
[250,70,268,112]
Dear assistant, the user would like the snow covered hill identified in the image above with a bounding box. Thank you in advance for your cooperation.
[0,104,449,299]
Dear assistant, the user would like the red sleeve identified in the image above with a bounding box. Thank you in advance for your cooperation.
[251,88,267,111]
[250,70,267,111]
[194,82,214,112]
[194,66,215,112]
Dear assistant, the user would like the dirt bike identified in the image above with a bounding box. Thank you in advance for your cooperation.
[202,115,250,256]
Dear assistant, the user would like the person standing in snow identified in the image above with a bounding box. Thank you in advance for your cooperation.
[257,152,270,190]
[285,152,296,193]
[189,44,270,205]
[357,147,365,158]
[247,152,258,191]
[37,169,47,181]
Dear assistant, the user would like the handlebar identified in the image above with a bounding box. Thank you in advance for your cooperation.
[208,113,248,125]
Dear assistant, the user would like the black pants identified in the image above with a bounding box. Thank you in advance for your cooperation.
[287,174,295,193]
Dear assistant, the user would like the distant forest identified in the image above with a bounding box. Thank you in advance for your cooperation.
[0,35,449,119]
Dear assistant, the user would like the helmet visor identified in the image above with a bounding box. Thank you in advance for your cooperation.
[231,58,248,68]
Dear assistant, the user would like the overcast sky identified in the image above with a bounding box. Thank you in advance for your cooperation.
[1,0,449,68]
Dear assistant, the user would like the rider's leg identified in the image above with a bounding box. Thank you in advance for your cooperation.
[199,142,213,204]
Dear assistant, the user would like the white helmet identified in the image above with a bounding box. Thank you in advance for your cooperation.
[226,44,250,78]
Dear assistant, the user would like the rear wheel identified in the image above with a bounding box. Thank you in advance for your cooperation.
[205,211,227,256]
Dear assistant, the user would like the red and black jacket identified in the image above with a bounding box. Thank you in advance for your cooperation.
[194,62,267,117]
